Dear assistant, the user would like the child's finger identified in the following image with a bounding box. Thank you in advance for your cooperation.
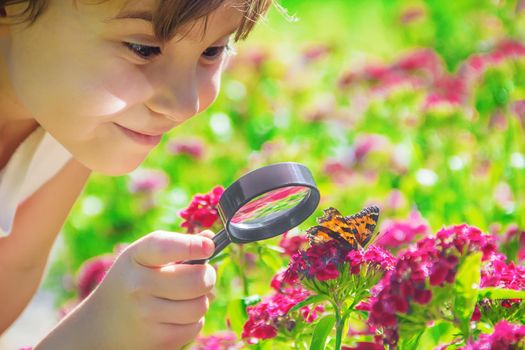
[144,295,209,324]
[143,264,216,300]
[131,231,214,267]
[197,230,216,240]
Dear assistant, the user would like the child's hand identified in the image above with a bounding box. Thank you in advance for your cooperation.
[36,231,216,350]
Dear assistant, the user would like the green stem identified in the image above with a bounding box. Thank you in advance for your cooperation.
[238,244,250,296]
[334,304,344,350]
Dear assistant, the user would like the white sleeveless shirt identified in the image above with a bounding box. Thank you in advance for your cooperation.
[0,127,72,236]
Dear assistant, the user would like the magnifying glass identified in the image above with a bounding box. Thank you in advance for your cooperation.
[185,162,320,264]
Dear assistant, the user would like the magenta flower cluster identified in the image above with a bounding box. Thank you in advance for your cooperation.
[242,287,323,341]
[368,224,503,347]
[179,186,224,233]
[284,240,395,285]
[459,320,525,350]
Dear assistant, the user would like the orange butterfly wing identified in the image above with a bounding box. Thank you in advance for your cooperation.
[307,206,380,250]
[344,206,380,249]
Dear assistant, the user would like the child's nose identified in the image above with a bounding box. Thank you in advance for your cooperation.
[147,72,200,122]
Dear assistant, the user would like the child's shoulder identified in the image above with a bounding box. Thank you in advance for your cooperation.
[0,128,74,236]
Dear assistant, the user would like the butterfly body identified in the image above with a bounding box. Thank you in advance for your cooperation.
[307,206,380,251]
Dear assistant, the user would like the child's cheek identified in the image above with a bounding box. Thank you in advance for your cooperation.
[76,62,154,117]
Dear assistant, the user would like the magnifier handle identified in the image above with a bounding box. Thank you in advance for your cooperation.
[183,228,230,264]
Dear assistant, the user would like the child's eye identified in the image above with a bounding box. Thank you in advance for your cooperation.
[123,42,162,60]
[201,44,235,62]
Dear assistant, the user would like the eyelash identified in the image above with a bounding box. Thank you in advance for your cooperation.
[123,42,235,62]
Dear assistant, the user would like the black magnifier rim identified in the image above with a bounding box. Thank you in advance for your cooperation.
[217,162,320,244]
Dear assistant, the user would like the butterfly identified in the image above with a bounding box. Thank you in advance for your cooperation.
[306,206,381,251]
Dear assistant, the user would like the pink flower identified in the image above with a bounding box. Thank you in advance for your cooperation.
[167,138,204,159]
[242,287,319,340]
[395,49,442,80]
[369,224,499,347]
[286,240,346,283]
[459,321,525,349]
[399,6,425,25]
[425,75,467,107]
[279,231,308,256]
[384,189,407,211]
[128,169,168,193]
[179,186,224,233]
[377,209,431,248]
[352,134,390,162]
[513,100,525,129]
[301,44,331,64]
[77,255,115,300]
[192,332,240,350]
[346,246,396,274]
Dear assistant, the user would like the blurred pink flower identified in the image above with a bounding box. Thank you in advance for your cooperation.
[376,209,431,248]
[352,134,390,162]
[323,159,354,185]
[128,169,169,193]
[167,138,205,159]
[512,100,525,129]
[425,75,467,107]
[384,189,407,211]
[192,332,241,350]
[399,6,425,25]
[77,255,115,300]
[395,49,442,81]
[301,44,331,64]
[493,182,514,210]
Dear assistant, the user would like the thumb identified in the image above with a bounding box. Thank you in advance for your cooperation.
[131,231,214,267]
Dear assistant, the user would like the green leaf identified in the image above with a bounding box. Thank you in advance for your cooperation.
[418,321,459,348]
[227,298,248,337]
[309,315,335,350]
[398,332,424,350]
[479,288,525,300]
[453,252,482,326]
[289,294,328,314]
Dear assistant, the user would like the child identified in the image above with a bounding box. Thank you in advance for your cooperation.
[0,0,271,348]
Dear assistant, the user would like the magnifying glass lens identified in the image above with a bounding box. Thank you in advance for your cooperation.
[230,186,311,229]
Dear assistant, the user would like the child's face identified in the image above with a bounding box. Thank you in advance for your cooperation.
[4,0,243,175]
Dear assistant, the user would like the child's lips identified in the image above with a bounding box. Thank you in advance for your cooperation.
[114,123,163,146]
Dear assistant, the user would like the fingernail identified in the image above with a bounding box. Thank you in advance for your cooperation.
[201,237,215,257]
